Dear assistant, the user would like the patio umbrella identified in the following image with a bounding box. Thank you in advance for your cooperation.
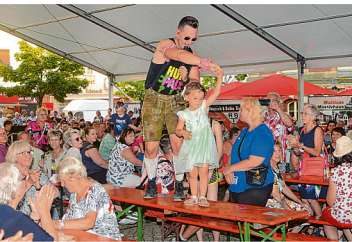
[218,74,337,100]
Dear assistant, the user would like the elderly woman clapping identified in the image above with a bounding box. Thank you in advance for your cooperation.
[54,156,122,240]
[0,162,56,241]
[5,140,49,215]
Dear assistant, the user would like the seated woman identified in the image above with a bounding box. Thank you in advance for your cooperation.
[5,140,49,216]
[322,136,352,241]
[326,127,345,157]
[63,129,83,162]
[99,124,116,161]
[43,130,65,178]
[266,140,312,215]
[0,162,56,241]
[105,128,143,188]
[81,127,108,184]
[223,97,274,206]
[55,156,122,240]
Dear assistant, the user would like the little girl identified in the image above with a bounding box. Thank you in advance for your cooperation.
[175,64,223,207]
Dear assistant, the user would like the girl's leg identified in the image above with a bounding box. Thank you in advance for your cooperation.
[189,167,199,197]
[307,199,322,217]
[323,225,339,241]
[343,229,352,241]
[199,165,209,198]
[208,181,220,242]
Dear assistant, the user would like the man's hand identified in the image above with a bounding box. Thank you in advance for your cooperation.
[179,66,188,81]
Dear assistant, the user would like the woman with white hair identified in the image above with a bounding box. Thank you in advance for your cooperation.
[223,97,274,206]
[54,156,122,240]
[63,129,83,162]
[5,140,49,216]
[289,103,325,218]
[0,162,55,241]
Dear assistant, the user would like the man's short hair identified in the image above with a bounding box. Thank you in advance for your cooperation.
[178,16,199,29]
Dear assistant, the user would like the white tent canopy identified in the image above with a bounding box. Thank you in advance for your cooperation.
[63,99,108,121]
[1,4,352,79]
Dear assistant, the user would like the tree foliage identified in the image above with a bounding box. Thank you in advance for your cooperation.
[0,41,89,106]
[113,80,145,102]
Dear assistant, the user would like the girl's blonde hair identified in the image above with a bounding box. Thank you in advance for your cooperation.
[183,82,206,97]
[58,156,87,178]
[5,140,31,164]
[240,97,265,122]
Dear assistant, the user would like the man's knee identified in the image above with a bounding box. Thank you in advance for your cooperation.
[145,142,159,158]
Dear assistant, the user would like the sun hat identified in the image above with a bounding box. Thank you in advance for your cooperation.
[333,136,352,157]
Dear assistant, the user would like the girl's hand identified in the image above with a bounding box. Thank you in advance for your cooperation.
[182,130,192,140]
[212,64,223,78]
[179,66,188,81]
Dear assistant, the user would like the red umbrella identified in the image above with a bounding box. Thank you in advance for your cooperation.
[338,88,352,96]
[218,74,337,100]
[207,81,245,98]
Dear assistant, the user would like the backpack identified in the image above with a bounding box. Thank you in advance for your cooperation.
[156,155,175,195]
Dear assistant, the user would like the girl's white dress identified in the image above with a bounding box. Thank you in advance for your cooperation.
[177,101,218,172]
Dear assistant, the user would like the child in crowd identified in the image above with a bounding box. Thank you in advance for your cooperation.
[175,65,223,207]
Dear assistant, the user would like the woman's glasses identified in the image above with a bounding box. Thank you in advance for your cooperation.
[184,36,197,42]
[17,150,33,156]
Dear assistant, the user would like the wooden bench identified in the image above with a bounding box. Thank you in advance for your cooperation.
[274,232,330,241]
[145,209,330,241]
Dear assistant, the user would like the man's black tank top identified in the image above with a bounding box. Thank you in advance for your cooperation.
[145,38,193,95]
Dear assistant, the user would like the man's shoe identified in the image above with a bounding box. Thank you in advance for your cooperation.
[144,178,157,199]
[173,180,185,201]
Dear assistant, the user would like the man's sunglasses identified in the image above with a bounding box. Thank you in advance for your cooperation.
[184,36,197,42]
[74,137,82,142]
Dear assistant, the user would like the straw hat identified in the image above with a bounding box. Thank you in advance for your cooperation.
[333,136,352,157]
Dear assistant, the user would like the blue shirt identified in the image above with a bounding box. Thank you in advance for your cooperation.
[229,123,274,193]
[110,113,131,136]
[0,204,53,241]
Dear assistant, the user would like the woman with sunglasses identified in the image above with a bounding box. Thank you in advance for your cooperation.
[5,140,49,216]
[80,127,108,184]
[63,129,83,162]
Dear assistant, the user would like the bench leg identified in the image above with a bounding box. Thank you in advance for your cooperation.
[137,206,144,241]
[244,222,251,241]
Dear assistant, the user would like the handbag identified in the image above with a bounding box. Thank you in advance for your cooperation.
[299,153,326,177]
[238,130,268,186]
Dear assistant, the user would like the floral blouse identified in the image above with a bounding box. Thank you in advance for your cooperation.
[107,142,134,186]
[331,163,352,224]
[63,182,122,240]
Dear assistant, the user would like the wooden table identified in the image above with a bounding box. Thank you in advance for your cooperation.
[282,173,329,186]
[109,187,309,241]
[63,229,122,241]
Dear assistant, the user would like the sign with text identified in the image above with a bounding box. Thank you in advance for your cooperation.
[210,100,241,124]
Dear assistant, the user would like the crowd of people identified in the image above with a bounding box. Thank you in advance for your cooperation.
[0,15,352,242]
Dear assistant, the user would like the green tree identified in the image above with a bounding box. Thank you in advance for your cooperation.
[0,41,89,106]
[113,80,145,102]
[201,76,216,90]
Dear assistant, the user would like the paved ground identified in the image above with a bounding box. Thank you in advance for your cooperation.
[119,218,239,241]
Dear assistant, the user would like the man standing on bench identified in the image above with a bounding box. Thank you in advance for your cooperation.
[142,16,215,200]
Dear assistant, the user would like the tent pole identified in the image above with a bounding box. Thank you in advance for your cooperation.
[108,75,114,109]
[297,59,305,127]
